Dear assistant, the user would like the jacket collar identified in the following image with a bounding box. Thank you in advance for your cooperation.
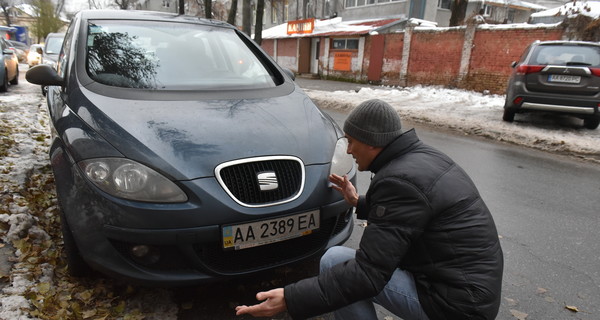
[368,129,421,173]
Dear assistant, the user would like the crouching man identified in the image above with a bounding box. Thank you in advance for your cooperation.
[236,99,504,320]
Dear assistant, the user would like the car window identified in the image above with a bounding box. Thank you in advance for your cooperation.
[532,45,600,67]
[85,20,278,90]
[58,22,76,78]
[45,36,64,54]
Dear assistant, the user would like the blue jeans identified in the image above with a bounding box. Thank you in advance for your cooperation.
[320,246,430,320]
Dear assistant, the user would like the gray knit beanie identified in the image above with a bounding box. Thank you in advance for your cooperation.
[343,99,402,147]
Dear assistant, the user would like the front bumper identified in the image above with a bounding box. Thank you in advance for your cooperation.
[58,157,355,286]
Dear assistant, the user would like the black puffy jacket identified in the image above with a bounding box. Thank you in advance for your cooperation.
[285,129,503,320]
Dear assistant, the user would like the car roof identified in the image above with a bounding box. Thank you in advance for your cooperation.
[77,9,233,29]
[534,40,600,47]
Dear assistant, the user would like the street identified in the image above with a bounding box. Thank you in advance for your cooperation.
[0,68,598,319]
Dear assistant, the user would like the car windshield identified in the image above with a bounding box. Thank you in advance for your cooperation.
[531,45,600,67]
[45,37,64,54]
[85,20,278,90]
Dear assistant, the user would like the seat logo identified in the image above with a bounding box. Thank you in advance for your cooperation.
[257,171,278,191]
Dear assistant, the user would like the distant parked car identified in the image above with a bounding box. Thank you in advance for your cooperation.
[6,39,28,63]
[28,44,43,67]
[503,40,600,129]
[0,38,19,92]
[41,32,65,67]
[26,10,356,285]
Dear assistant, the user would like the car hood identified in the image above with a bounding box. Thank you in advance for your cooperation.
[72,86,339,180]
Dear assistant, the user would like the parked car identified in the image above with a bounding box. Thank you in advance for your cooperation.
[0,37,19,92]
[26,10,356,285]
[40,32,65,67]
[27,44,43,67]
[6,39,28,63]
[39,33,65,95]
[503,40,600,129]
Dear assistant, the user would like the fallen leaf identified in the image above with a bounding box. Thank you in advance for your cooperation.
[509,309,528,320]
[536,287,547,294]
[82,309,97,319]
[565,305,579,312]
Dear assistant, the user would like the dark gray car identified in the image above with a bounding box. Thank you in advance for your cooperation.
[26,10,356,286]
[503,40,600,129]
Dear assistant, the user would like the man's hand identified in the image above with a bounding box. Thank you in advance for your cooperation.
[235,288,286,317]
[329,174,359,207]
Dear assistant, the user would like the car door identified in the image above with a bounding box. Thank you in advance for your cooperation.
[0,39,17,80]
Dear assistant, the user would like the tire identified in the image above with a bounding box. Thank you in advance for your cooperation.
[502,108,515,122]
[60,213,92,277]
[0,72,8,92]
[583,117,600,130]
[9,66,18,85]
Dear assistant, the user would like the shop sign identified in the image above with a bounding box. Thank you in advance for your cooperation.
[333,52,352,71]
[287,18,315,35]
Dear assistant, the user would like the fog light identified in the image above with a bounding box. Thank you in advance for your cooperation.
[130,245,160,265]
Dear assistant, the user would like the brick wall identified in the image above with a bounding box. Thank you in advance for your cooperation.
[461,27,564,93]
[380,33,404,85]
[406,29,464,88]
[261,24,566,94]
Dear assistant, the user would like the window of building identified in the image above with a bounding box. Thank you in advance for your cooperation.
[347,0,398,6]
[272,3,278,24]
[438,0,451,10]
[483,4,492,16]
[332,38,359,50]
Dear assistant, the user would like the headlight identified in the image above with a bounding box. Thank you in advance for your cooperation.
[79,158,187,203]
[329,138,354,177]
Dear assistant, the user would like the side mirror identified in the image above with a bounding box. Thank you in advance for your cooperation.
[26,64,64,86]
[2,48,14,55]
[36,47,43,55]
[283,68,296,81]
[510,61,518,68]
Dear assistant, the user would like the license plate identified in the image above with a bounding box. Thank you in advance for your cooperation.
[548,74,581,84]
[222,210,320,250]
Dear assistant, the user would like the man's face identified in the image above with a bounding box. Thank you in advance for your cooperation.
[345,134,382,171]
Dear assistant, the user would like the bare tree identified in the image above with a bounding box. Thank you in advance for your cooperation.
[114,0,137,10]
[227,0,238,25]
[30,0,63,42]
[0,0,12,26]
[449,0,468,26]
[204,0,211,18]
[254,0,264,44]
[242,0,251,35]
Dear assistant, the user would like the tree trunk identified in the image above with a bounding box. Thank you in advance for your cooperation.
[242,0,252,36]
[204,0,211,19]
[254,0,264,45]
[449,0,468,26]
[227,0,238,25]
[179,0,184,14]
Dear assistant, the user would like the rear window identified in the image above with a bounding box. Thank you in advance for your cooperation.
[531,44,600,67]
[86,20,279,90]
[45,36,64,54]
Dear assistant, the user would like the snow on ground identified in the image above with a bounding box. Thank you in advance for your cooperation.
[305,85,600,163]
[0,71,598,318]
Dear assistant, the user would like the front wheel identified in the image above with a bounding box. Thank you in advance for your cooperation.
[502,108,515,122]
[9,66,18,85]
[60,213,92,277]
[583,117,600,130]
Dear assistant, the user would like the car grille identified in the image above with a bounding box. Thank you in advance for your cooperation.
[216,156,304,207]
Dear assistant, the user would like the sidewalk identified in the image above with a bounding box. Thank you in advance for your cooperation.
[294,76,384,92]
